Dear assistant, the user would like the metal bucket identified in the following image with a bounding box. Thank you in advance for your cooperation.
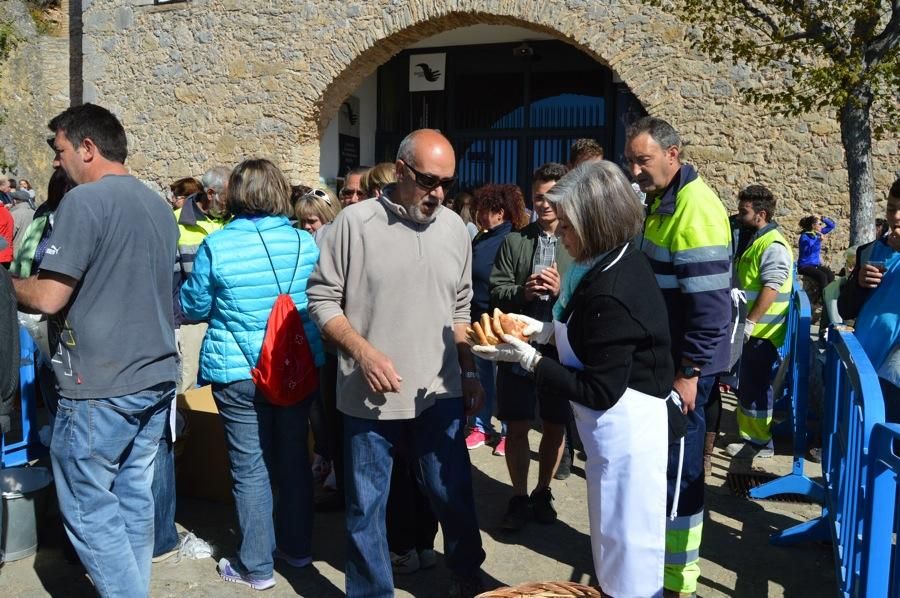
[1,466,52,562]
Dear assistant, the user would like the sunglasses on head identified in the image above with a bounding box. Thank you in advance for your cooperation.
[303,188,332,206]
[400,161,456,193]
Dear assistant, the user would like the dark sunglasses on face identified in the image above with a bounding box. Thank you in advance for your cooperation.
[340,187,366,198]
[400,160,456,193]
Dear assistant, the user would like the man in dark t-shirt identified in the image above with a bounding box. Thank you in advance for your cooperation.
[13,104,178,598]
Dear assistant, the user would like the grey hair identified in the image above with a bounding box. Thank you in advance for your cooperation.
[396,132,419,165]
[625,116,681,151]
[201,166,231,193]
[546,160,645,260]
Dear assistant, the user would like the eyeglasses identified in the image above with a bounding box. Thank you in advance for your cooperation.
[302,188,332,206]
[339,187,366,199]
[46,136,59,153]
[400,161,456,193]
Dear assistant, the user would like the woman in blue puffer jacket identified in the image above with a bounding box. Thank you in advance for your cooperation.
[181,158,324,591]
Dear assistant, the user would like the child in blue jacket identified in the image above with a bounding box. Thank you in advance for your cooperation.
[798,215,836,296]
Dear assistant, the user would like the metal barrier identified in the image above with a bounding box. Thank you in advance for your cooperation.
[0,326,47,468]
[768,329,884,596]
[750,284,824,502]
[860,423,900,597]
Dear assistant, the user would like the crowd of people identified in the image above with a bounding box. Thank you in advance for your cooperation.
[0,101,897,598]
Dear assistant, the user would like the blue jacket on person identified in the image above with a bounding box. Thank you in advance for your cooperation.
[797,217,835,267]
[180,214,324,384]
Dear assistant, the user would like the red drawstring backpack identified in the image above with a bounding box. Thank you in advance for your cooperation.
[237,229,318,406]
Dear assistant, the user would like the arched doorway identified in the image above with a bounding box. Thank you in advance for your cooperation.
[317,24,645,197]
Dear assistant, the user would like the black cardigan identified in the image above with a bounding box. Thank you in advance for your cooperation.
[534,243,674,411]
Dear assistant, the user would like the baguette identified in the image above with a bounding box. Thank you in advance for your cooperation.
[470,322,490,346]
[481,313,500,345]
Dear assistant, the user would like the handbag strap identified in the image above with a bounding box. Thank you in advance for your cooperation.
[229,226,305,368]
[254,226,303,296]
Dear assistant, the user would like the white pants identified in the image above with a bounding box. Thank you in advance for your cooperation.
[571,388,667,598]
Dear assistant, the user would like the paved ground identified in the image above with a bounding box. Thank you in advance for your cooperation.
[0,393,835,597]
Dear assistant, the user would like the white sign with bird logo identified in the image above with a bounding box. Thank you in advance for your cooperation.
[409,53,446,92]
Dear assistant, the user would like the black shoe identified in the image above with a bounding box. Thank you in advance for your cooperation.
[554,450,572,480]
[448,574,485,598]
[530,486,557,524]
[500,495,531,532]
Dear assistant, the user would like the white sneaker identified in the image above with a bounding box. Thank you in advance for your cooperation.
[390,548,420,574]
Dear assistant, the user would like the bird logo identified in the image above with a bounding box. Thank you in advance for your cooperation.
[415,63,441,82]
[342,102,358,126]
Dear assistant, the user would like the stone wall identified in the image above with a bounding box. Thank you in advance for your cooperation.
[0,1,69,198]
[6,0,899,266]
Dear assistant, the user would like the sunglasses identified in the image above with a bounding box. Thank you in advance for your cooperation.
[302,188,333,206]
[339,187,366,198]
[400,161,456,193]
[47,136,59,152]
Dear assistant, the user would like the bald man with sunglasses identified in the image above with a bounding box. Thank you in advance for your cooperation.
[308,129,487,598]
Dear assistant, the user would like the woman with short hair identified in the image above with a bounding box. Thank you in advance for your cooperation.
[181,158,324,591]
[168,177,203,210]
[294,187,341,241]
[474,160,673,598]
[360,162,396,198]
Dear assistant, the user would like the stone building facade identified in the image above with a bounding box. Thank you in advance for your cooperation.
[1,0,897,262]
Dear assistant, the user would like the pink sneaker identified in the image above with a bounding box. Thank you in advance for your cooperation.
[465,429,487,450]
[493,436,506,456]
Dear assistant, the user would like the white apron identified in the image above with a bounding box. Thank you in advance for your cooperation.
[555,319,667,598]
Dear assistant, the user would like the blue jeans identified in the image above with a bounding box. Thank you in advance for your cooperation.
[152,411,179,556]
[471,356,505,435]
[344,398,486,598]
[51,382,174,598]
[213,380,313,581]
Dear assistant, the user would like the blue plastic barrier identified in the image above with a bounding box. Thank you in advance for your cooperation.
[860,423,900,597]
[750,284,824,502]
[0,326,47,467]
[768,329,884,597]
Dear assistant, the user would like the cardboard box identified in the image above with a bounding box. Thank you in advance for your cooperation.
[175,386,234,503]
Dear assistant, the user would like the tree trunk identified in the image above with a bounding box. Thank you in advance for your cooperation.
[839,85,876,246]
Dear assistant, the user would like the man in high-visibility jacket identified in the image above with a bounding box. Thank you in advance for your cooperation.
[626,117,732,598]
[727,185,793,458]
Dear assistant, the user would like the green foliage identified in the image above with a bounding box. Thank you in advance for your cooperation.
[645,0,899,134]
[25,1,62,36]
[0,20,17,61]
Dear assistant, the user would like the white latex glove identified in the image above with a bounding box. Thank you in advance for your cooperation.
[472,334,542,373]
[508,313,554,345]
[743,320,756,343]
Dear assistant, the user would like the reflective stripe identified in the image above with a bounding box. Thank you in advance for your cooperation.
[665,514,704,593]
[666,510,704,531]
[737,408,773,444]
[679,272,731,294]
[665,548,700,566]
[743,290,791,302]
[757,312,787,325]
[642,239,673,263]
[673,245,731,265]
[739,405,773,419]
[655,273,679,289]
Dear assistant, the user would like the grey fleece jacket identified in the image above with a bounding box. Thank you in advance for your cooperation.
[306,188,473,420]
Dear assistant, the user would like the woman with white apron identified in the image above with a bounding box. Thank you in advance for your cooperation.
[474,161,673,597]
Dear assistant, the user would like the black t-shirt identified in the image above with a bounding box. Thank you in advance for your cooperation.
[39,174,178,399]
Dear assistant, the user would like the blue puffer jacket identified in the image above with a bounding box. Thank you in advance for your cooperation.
[180,215,324,384]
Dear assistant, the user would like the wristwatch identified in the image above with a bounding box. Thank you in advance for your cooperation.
[462,371,479,380]
[678,365,702,379]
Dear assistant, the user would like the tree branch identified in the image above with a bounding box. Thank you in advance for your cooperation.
[865,0,900,67]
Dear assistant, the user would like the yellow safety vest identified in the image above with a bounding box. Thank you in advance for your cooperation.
[736,227,793,347]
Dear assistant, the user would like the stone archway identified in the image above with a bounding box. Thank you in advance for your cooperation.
[299,6,679,184]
